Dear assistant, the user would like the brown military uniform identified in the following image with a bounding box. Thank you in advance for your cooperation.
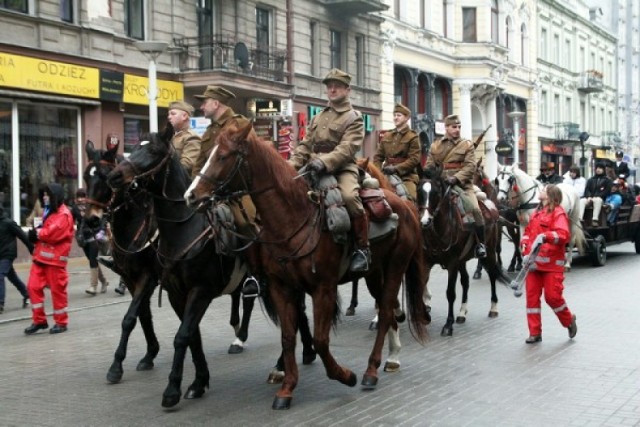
[289,98,365,216]
[172,130,201,177]
[373,124,421,200]
[426,135,483,224]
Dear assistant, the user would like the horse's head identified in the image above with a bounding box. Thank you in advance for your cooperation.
[83,138,120,228]
[107,124,174,192]
[184,118,253,209]
[418,164,446,226]
[494,164,517,203]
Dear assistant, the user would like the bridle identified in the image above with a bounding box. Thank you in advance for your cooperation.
[496,168,539,211]
[420,177,457,252]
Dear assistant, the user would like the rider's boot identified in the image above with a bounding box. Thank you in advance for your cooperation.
[474,224,487,259]
[350,214,371,272]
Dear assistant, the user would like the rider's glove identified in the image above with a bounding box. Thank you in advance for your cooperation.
[383,165,397,175]
[446,176,459,186]
[308,159,326,173]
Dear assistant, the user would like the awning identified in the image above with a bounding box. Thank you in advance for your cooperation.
[0,89,101,106]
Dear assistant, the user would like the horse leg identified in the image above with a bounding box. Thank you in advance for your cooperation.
[267,353,286,384]
[441,268,459,336]
[472,259,482,280]
[382,322,401,373]
[229,290,256,354]
[298,295,316,365]
[135,282,160,371]
[394,298,406,323]
[485,248,500,318]
[228,289,241,352]
[346,279,358,316]
[161,293,212,408]
[456,265,469,324]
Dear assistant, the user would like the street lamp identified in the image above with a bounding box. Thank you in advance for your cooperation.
[507,109,525,167]
[579,132,590,178]
[134,41,168,132]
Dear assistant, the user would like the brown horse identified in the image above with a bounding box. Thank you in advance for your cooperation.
[185,120,428,410]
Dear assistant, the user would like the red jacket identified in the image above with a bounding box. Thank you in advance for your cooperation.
[521,205,569,272]
[33,204,74,267]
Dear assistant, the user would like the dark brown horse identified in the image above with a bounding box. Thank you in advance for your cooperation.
[184,120,429,410]
[82,140,161,384]
[419,164,508,336]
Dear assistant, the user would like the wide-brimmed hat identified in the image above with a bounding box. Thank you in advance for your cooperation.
[194,86,236,103]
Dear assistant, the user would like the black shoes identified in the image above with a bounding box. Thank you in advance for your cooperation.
[525,335,542,344]
[114,281,126,295]
[22,297,29,308]
[568,315,577,339]
[50,324,68,334]
[24,323,49,335]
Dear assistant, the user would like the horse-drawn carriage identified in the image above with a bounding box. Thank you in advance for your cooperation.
[581,203,640,266]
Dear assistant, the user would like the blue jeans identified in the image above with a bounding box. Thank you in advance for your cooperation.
[0,258,28,305]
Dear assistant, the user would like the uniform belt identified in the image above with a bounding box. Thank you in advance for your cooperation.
[312,142,335,154]
[386,157,407,165]
[443,162,463,170]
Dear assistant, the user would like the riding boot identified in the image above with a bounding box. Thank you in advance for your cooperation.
[350,214,371,272]
[474,224,487,259]
[86,268,98,295]
[98,266,109,293]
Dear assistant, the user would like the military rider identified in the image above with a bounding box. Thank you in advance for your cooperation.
[373,103,421,201]
[425,114,486,258]
[288,68,371,272]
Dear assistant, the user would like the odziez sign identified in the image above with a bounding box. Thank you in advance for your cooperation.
[495,138,513,155]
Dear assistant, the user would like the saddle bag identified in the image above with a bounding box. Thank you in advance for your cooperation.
[360,188,393,222]
[318,175,351,234]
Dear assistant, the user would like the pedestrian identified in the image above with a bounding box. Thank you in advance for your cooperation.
[536,161,563,184]
[0,205,33,314]
[71,188,110,296]
[24,183,75,335]
[167,100,201,176]
[425,114,486,258]
[520,184,577,344]
[289,68,371,272]
[373,103,421,201]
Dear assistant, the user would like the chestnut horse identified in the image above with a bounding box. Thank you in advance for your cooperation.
[184,120,428,410]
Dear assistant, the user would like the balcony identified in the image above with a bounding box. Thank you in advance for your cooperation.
[172,35,287,82]
[554,122,581,142]
[315,0,388,15]
[577,70,604,93]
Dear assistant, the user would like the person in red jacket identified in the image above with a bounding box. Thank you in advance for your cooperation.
[24,183,74,335]
[520,184,578,344]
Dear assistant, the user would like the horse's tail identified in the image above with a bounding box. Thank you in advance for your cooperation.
[404,253,429,344]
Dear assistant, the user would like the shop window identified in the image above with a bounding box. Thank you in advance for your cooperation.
[125,0,144,40]
[124,116,149,156]
[1,0,27,13]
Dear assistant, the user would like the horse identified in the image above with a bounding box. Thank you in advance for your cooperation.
[184,120,429,410]
[494,163,586,270]
[418,164,508,336]
[82,139,161,384]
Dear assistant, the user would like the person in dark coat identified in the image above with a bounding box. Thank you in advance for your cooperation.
[0,205,33,314]
[579,162,613,226]
[614,151,630,179]
[536,161,563,184]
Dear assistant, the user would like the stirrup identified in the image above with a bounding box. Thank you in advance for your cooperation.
[241,276,263,298]
[349,249,371,272]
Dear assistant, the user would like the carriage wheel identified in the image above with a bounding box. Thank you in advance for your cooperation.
[590,235,606,266]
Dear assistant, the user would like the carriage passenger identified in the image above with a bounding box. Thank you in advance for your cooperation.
[562,165,586,197]
[520,184,577,344]
[604,181,623,225]
[614,151,630,179]
[288,68,371,272]
[579,162,613,227]
[167,100,201,177]
[373,103,421,201]
[424,114,486,258]
[536,162,563,185]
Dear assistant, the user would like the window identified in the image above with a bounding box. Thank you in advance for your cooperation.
[310,21,319,76]
[554,94,560,121]
[565,39,571,69]
[491,0,499,43]
[394,0,400,19]
[60,0,73,22]
[434,79,450,119]
[505,17,511,50]
[579,46,585,69]
[520,24,527,65]
[443,0,448,38]
[540,91,547,124]
[420,0,426,29]
[355,35,364,86]
[553,34,560,64]
[540,28,547,60]
[124,0,144,40]
[0,0,27,13]
[255,7,271,68]
[462,8,476,42]
[330,29,342,69]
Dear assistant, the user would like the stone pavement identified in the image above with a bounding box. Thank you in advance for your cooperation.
[1,242,640,426]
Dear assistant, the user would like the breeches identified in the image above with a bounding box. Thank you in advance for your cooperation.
[27,262,69,326]
[403,179,417,201]
[525,270,572,336]
[459,187,483,225]
[337,170,364,216]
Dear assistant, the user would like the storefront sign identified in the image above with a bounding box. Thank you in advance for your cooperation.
[542,143,573,155]
[595,149,614,160]
[256,99,281,116]
[99,69,124,102]
[495,140,513,155]
[0,52,100,98]
[122,74,183,108]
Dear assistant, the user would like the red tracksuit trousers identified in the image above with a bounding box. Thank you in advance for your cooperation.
[525,270,573,336]
[27,262,69,327]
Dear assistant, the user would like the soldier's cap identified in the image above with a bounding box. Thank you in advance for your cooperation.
[322,68,351,86]
[394,103,411,116]
[168,100,195,116]
[444,114,461,126]
[194,85,236,103]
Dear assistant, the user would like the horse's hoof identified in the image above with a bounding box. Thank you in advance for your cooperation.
[383,361,400,372]
[361,374,378,390]
[184,386,206,400]
[228,344,244,354]
[161,394,180,408]
[267,370,284,384]
[455,316,466,324]
[302,351,316,365]
[106,368,123,384]
[441,326,453,337]
[272,395,292,410]
[136,360,154,371]
[473,271,482,280]
[488,311,499,318]
[345,306,356,316]
[507,266,515,273]
[369,321,378,331]
[395,312,406,323]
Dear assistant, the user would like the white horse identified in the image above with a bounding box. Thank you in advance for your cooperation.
[495,163,586,270]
